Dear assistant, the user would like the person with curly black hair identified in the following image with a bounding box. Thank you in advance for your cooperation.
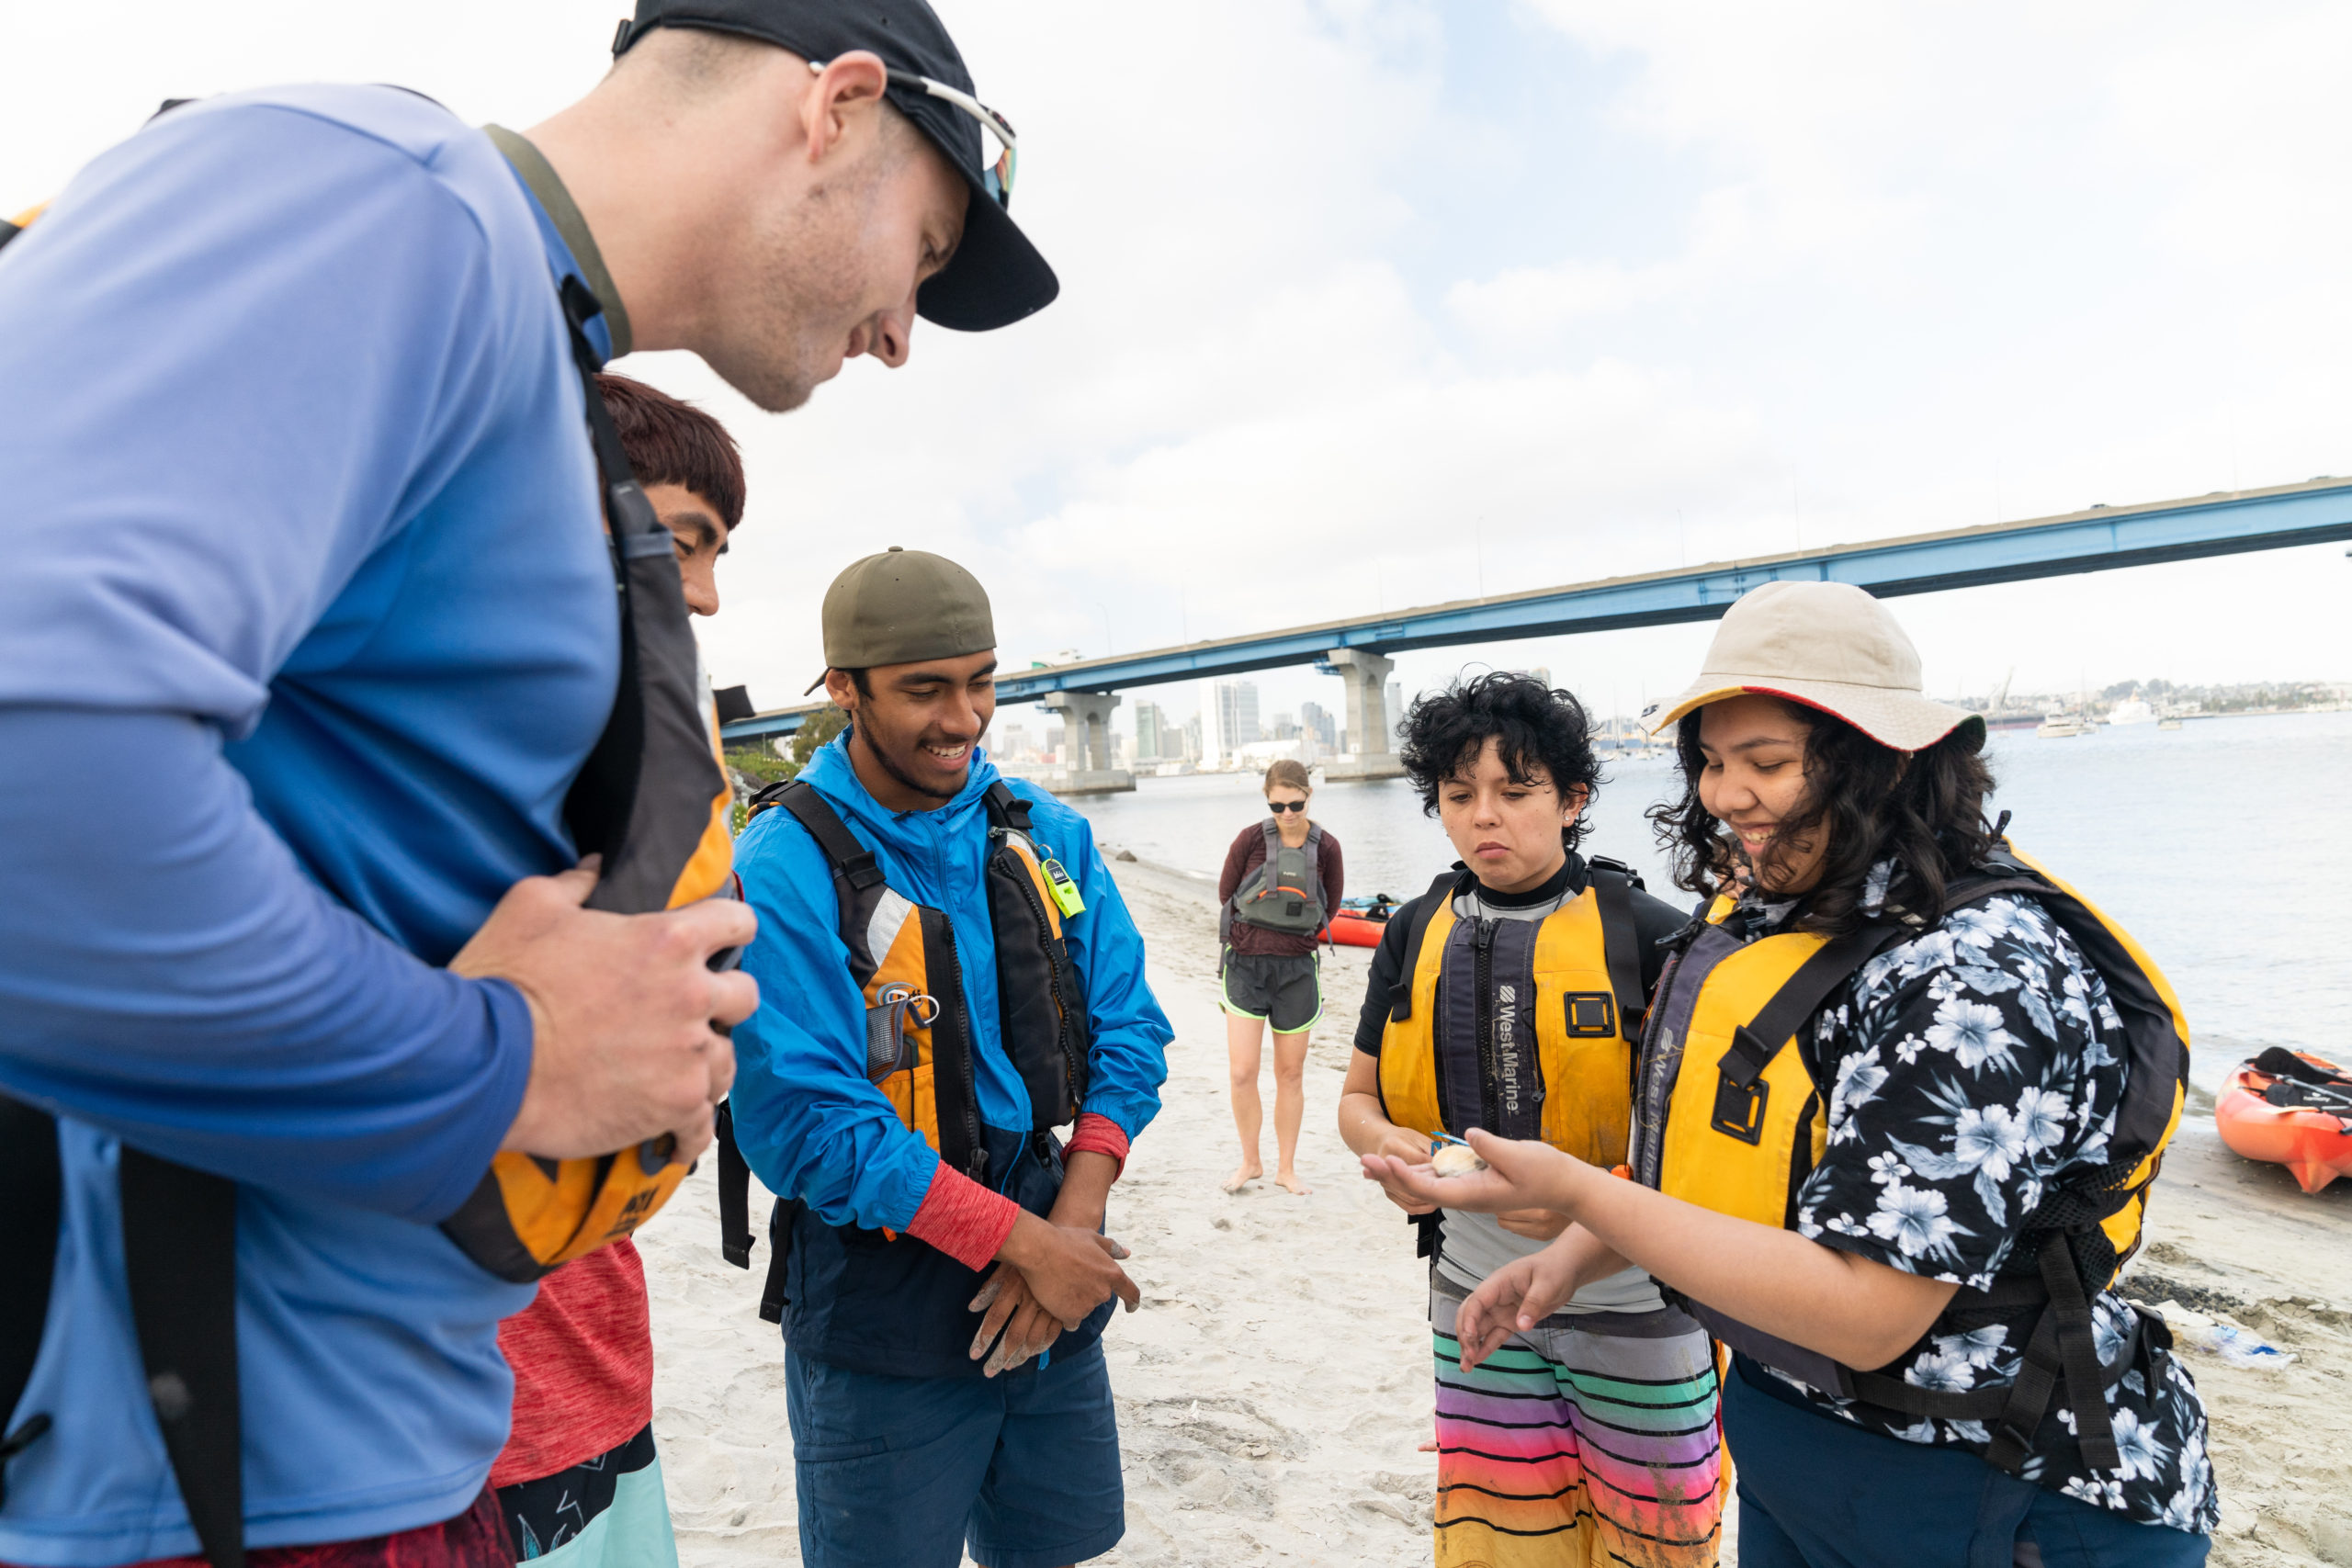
[1369,586,2213,1568]
[1339,671,1724,1568]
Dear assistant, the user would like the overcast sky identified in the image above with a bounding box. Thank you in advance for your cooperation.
[14,1,2352,729]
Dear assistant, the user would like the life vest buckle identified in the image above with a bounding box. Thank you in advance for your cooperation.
[1710,1073,1769,1144]
[1563,992,1616,1039]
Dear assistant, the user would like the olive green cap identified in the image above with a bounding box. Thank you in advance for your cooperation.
[808,547,995,692]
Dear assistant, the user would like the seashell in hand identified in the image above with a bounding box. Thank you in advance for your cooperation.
[1431,1143,1488,1177]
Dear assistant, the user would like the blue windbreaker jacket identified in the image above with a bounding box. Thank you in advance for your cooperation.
[728,739,1171,1235]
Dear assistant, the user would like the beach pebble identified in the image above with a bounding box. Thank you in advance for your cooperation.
[1431,1144,1487,1177]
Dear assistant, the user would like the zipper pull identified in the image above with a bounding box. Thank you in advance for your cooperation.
[1470,917,1497,953]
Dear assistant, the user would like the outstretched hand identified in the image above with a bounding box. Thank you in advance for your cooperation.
[1358,1127,1585,1217]
[1453,1245,1585,1370]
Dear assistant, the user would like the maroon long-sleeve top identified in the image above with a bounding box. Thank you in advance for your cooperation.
[1218,818,1344,957]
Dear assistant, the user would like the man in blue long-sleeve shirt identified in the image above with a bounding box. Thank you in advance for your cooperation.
[728,550,1171,1568]
[0,0,1059,1562]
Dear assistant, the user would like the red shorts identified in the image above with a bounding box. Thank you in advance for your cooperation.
[26,1490,513,1568]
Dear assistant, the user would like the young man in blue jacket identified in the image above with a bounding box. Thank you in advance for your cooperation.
[0,1,1055,1562]
[728,549,1172,1568]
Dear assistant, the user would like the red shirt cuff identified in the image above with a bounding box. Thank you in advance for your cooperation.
[1065,1112,1130,1178]
[903,1166,1021,1272]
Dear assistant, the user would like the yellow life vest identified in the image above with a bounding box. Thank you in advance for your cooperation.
[1376,860,1648,1163]
[1630,839,2189,1475]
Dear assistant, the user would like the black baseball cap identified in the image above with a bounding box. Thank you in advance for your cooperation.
[613,0,1057,332]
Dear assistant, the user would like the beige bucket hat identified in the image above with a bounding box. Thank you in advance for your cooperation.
[1646,581,1984,752]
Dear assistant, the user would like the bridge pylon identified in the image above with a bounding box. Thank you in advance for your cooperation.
[1040,689,1136,795]
[1320,648,1404,782]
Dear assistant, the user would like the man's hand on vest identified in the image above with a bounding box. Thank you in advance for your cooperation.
[996,1211,1140,1327]
[456,858,759,1164]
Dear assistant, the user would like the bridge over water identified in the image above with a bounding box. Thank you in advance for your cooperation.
[719,475,2352,784]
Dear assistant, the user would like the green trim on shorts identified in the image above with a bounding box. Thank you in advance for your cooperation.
[1217,951,1322,1033]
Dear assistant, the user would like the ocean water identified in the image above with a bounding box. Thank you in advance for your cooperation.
[1063,710,2352,1097]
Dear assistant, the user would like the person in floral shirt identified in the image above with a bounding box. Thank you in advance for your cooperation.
[1362,581,2214,1568]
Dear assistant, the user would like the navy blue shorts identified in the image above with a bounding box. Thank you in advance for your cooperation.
[786,1337,1124,1568]
[1724,1356,2209,1568]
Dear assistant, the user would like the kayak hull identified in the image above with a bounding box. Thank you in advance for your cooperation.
[2215,1055,2352,1195]
[1326,912,1388,948]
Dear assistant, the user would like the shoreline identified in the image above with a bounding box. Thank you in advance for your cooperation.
[638,855,2352,1567]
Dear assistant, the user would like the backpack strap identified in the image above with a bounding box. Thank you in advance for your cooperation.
[1585,856,1648,1043]
[0,1098,61,1509]
[1387,869,1474,1023]
[119,1148,244,1568]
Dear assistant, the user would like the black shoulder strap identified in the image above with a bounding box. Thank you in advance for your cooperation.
[1586,857,1647,1043]
[0,1099,61,1506]
[0,219,21,254]
[773,780,886,897]
[715,1101,753,1269]
[984,780,1033,834]
[119,1147,244,1568]
[1387,869,1471,1023]
[1710,921,1902,1145]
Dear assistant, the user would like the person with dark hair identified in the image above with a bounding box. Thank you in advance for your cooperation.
[724,549,1170,1568]
[1371,585,2213,1568]
[1340,671,1724,1568]
[594,372,747,616]
[1216,757,1343,1196]
[488,372,745,1568]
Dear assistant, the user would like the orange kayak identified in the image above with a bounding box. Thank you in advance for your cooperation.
[2215,1048,2352,1194]
[1326,910,1390,948]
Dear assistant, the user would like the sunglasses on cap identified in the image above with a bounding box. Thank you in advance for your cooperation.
[809,59,1019,211]
[1268,800,1307,815]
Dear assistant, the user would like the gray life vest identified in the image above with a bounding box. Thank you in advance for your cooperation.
[1228,819,1328,938]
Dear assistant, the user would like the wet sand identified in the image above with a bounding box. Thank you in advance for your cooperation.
[636,853,2352,1566]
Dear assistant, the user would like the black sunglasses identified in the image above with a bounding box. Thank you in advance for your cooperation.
[1268,800,1308,815]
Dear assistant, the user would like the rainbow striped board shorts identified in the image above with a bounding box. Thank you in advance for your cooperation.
[1430,1283,1724,1568]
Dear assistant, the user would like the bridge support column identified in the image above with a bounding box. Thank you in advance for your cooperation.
[1321,649,1404,782]
[1040,689,1135,795]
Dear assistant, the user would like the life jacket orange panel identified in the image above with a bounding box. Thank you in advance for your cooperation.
[740,777,1091,1184]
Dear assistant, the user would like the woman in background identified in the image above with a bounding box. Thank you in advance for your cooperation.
[1218,758,1341,1195]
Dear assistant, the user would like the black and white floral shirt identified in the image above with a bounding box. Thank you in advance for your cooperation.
[1751,883,2217,1532]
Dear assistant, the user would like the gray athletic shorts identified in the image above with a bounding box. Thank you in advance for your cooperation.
[1218,950,1322,1034]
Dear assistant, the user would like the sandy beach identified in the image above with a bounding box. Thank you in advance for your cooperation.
[638,853,2352,1567]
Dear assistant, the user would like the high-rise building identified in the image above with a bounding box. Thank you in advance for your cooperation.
[1299,700,1337,751]
[1200,678,1261,766]
[1270,711,1299,740]
[1182,713,1204,763]
[1134,701,1167,762]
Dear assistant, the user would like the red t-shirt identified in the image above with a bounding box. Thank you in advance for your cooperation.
[490,1239,653,1488]
[1218,820,1344,957]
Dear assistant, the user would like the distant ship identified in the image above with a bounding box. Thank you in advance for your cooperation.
[2109,695,2156,725]
[2158,717,2185,731]
[2037,716,2088,738]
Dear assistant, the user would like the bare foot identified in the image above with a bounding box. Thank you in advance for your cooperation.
[1276,1170,1313,1196]
[1222,1163,1262,1194]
